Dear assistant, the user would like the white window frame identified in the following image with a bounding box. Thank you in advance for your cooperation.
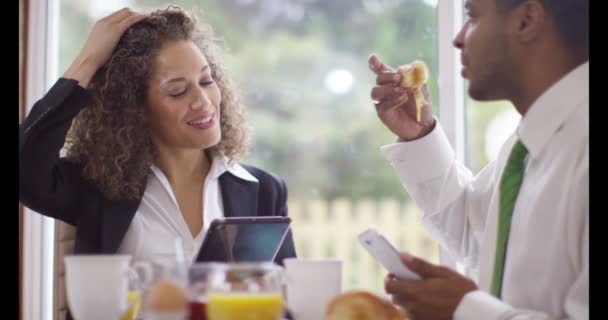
[22,0,59,319]
[437,0,467,272]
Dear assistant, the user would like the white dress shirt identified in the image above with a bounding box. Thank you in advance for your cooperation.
[381,61,588,319]
[117,156,259,268]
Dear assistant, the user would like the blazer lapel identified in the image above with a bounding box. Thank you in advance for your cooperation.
[219,172,259,218]
[99,171,259,253]
[100,198,141,253]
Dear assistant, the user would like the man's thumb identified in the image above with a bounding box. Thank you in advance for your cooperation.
[369,54,394,74]
[401,253,449,278]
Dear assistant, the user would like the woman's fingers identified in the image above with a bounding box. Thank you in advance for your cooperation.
[106,7,135,23]
[118,12,147,31]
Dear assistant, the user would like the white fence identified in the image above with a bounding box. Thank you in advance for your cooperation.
[288,197,439,295]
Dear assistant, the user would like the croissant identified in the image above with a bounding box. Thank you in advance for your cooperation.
[325,290,410,320]
[399,60,429,122]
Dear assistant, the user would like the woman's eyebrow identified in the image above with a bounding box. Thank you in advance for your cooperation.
[160,65,210,87]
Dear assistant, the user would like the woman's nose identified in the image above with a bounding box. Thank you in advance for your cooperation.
[190,88,211,110]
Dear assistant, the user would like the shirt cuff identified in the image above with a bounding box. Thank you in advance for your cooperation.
[454,290,514,320]
[380,120,455,183]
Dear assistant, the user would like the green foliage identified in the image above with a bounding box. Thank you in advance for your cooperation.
[58,0,450,201]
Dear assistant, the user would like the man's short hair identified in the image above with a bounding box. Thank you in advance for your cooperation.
[496,0,588,58]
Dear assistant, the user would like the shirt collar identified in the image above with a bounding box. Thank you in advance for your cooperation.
[150,155,259,184]
[517,61,589,159]
[207,155,259,183]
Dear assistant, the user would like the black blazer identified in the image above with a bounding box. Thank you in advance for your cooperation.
[19,78,297,264]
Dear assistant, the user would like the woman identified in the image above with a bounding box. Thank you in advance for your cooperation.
[19,6,296,268]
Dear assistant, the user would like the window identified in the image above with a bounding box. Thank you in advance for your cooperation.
[466,99,520,172]
[23,0,524,316]
[22,1,60,319]
[57,0,441,296]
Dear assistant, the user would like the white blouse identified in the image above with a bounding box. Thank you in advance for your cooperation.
[116,156,259,268]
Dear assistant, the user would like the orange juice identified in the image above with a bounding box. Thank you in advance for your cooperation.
[207,293,284,320]
[121,290,141,320]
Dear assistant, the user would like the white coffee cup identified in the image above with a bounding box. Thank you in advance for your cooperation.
[64,255,151,320]
[283,258,342,320]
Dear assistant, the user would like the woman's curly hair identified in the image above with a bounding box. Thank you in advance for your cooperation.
[66,6,250,200]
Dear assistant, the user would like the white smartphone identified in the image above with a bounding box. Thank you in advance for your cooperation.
[358,227,421,280]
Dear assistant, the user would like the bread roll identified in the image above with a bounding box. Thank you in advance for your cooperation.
[145,278,188,312]
[325,290,410,320]
[398,60,429,122]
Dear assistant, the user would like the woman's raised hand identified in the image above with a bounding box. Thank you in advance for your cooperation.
[63,8,146,87]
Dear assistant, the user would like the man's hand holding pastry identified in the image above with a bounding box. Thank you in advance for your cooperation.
[368,54,435,141]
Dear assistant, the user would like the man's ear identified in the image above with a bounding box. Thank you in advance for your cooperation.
[508,0,546,44]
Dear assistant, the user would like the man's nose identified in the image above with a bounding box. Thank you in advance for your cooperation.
[453,23,467,50]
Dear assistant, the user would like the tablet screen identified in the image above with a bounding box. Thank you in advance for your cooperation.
[195,217,291,263]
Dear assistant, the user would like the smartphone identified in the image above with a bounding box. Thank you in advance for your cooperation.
[358,227,421,280]
[195,216,291,263]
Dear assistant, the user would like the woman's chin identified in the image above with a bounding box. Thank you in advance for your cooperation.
[198,135,222,151]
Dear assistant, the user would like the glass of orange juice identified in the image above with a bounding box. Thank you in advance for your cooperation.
[206,263,285,320]
[121,290,141,320]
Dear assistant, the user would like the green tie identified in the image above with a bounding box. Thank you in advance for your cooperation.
[490,140,528,298]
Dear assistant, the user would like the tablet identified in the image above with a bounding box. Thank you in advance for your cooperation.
[195,217,292,263]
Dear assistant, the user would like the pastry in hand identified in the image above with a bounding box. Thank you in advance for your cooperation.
[398,60,429,122]
[325,290,410,320]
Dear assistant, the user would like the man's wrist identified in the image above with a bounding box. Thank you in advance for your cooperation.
[453,290,513,320]
[397,118,437,142]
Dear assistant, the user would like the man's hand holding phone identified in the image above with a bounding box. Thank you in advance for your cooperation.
[358,228,421,280]
[359,227,478,319]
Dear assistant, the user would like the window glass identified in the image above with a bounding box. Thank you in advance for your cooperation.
[59,0,440,295]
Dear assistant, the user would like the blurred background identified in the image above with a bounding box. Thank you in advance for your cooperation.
[54,0,519,296]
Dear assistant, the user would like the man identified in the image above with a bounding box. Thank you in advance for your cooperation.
[368,0,588,318]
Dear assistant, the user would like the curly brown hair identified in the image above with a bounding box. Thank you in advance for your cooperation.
[66,6,250,200]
